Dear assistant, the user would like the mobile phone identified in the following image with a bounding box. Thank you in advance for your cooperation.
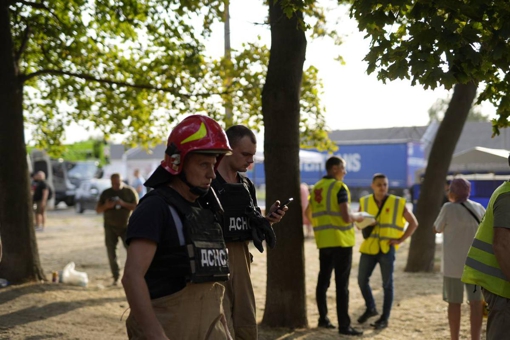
[268,198,293,218]
[279,198,294,209]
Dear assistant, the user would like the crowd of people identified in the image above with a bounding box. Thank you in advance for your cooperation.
[304,157,418,336]
[27,114,510,340]
[303,155,510,340]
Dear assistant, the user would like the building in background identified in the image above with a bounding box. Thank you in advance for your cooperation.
[103,122,510,204]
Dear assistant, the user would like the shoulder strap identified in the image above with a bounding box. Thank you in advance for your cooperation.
[361,195,390,240]
[239,173,253,194]
[460,202,481,224]
[374,194,390,220]
[153,187,193,216]
[239,173,251,186]
[237,173,257,208]
[168,205,186,246]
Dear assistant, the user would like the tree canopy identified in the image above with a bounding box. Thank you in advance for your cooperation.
[2,0,345,284]
[351,0,510,134]
[12,0,336,154]
[350,0,510,272]
[16,0,221,148]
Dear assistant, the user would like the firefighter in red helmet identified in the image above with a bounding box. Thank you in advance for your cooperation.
[122,115,233,340]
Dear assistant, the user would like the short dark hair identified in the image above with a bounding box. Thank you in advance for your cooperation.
[372,173,387,183]
[110,173,121,180]
[325,156,345,171]
[225,125,256,147]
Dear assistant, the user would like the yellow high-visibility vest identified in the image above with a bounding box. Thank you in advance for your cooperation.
[310,178,354,248]
[462,182,510,299]
[359,194,406,254]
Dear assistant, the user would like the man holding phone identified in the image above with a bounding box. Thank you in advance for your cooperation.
[201,125,287,339]
[96,173,138,286]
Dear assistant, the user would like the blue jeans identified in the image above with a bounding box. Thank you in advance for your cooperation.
[357,246,395,320]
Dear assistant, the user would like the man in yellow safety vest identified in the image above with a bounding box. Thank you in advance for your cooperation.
[306,156,364,336]
[462,156,510,340]
[357,173,418,330]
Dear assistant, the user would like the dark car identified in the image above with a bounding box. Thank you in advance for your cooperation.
[32,149,103,207]
[74,179,111,213]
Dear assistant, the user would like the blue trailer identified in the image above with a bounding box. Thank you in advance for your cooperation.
[411,174,508,208]
[246,150,325,187]
[245,141,426,200]
[333,141,425,198]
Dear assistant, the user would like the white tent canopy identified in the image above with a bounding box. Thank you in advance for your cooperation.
[449,147,509,173]
[415,147,510,181]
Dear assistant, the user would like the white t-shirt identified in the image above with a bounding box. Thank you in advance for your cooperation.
[434,200,485,278]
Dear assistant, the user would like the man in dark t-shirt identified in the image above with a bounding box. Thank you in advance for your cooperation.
[32,171,50,231]
[96,173,138,285]
[122,115,233,339]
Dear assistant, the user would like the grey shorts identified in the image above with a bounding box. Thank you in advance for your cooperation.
[443,276,482,304]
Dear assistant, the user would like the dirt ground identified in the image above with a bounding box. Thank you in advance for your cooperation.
[0,207,486,340]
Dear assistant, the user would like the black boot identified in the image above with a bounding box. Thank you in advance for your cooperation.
[339,326,363,336]
[318,317,335,329]
[370,317,389,330]
[357,308,378,323]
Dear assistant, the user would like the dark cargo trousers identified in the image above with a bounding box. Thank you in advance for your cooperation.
[483,288,510,340]
[104,223,128,281]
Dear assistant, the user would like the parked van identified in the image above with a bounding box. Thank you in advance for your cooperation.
[31,150,102,207]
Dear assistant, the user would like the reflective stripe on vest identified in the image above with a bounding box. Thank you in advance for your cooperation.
[359,194,406,255]
[310,178,355,249]
[314,225,354,231]
[461,181,510,299]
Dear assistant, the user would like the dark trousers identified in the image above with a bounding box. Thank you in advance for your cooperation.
[316,246,353,329]
[357,246,395,320]
[483,288,510,340]
[104,224,128,281]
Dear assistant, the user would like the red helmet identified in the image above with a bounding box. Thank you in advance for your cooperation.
[145,115,232,188]
[161,115,232,175]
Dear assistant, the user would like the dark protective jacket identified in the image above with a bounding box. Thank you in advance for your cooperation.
[211,175,255,242]
[148,187,230,283]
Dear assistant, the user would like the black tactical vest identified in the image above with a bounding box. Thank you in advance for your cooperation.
[211,176,255,242]
[152,187,230,283]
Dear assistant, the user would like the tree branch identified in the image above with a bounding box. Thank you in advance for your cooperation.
[21,69,228,99]
[17,0,63,25]
[14,25,31,64]
[17,0,49,10]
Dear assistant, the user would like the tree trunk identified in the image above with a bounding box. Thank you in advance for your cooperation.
[260,1,307,328]
[405,82,477,272]
[0,4,45,283]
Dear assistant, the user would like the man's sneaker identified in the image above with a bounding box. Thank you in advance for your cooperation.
[35,226,44,232]
[357,308,378,323]
[370,317,389,330]
[318,317,335,329]
[338,326,363,336]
